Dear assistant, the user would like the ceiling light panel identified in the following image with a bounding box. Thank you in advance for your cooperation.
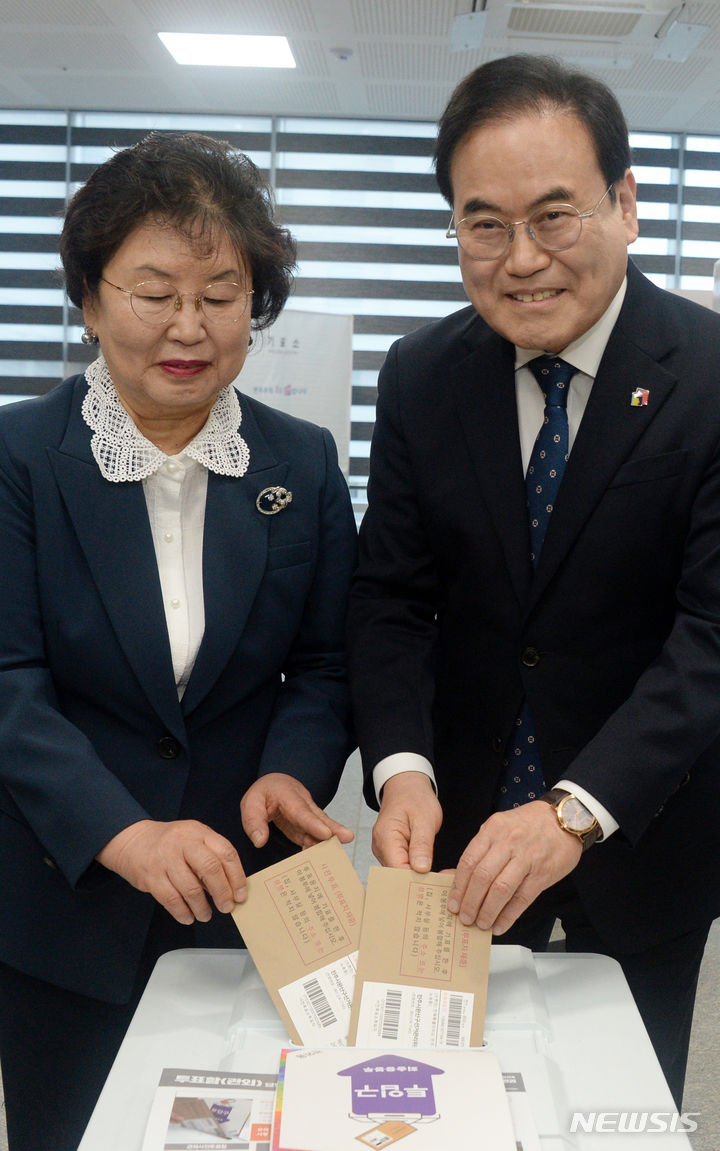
[158,32,296,67]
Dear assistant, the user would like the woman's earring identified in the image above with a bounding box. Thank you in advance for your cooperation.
[81,325,98,345]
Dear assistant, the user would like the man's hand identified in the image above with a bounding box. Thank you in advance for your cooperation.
[372,771,443,871]
[447,800,582,933]
[240,773,354,851]
[97,819,248,925]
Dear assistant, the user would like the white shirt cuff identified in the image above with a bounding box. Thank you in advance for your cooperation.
[371,763,618,840]
[554,780,619,840]
[373,753,437,805]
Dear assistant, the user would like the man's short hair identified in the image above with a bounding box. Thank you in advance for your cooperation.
[434,53,631,206]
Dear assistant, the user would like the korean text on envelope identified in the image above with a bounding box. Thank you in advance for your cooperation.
[348,867,491,1048]
[231,836,365,1046]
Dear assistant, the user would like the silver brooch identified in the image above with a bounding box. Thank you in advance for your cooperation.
[256,486,293,515]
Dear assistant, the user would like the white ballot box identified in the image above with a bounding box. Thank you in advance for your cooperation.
[78,946,692,1151]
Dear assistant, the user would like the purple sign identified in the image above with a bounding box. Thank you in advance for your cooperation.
[338,1057,444,1119]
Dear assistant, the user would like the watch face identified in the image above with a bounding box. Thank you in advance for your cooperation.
[559,796,596,832]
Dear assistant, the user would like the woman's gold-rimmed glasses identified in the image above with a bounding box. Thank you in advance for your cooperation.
[100,277,254,325]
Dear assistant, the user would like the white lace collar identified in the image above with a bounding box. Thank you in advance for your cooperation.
[81,354,250,482]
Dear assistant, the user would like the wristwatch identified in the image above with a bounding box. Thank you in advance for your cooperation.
[540,788,602,852]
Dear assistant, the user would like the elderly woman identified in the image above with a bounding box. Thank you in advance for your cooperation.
[0,132,357,1151]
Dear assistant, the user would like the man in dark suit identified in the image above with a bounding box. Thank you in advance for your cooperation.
[348,53,720,1107]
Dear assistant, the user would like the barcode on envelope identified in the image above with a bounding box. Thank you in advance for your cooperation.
[445,994,464,1046]
[302,977,338,1028]
[380,988,403,1040]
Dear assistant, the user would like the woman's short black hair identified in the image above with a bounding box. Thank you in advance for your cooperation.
[434,54,632,207]
[59,130,296,329]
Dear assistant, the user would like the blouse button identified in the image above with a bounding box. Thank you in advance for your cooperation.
[164,532,174,543]
[170,598,181,609]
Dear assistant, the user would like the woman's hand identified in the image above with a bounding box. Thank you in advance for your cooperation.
[96,819,248,925]
[240,773,354,850]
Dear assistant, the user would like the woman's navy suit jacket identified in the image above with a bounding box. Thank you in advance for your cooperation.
[0,374,357,1002]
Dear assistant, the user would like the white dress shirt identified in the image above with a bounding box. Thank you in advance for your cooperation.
[373,281,628,840]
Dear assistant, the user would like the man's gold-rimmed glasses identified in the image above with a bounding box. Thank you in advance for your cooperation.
[446,185,614,261]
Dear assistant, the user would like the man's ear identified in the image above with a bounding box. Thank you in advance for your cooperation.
[617,169,639,246]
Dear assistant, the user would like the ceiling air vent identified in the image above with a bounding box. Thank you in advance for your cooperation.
[507,6,640,39]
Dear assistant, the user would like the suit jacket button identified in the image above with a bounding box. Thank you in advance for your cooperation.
[491,735,504,754]
[521,646,540,667]
[157,735,181,759]
[43,856,58,869]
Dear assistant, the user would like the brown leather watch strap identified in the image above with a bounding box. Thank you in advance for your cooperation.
[540,788,602,852]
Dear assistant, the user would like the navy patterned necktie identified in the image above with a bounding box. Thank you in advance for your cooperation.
[496,356,575,810]
[526,356,573,568]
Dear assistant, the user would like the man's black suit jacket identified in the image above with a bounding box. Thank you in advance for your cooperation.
[348,260,720,952]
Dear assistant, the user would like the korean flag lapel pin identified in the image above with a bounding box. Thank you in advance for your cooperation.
[631,387,650,407]
[256,485,293,515]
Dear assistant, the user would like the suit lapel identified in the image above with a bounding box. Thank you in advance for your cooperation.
[527,268,680,611]
[181,401,287,715]
[451,267,682,615]
[450,323,533,607]
[49,391,184,738]
[49,384,293,725]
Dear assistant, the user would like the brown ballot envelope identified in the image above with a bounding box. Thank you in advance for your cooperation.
[231,836,365,1046]
[348,867,491,1048]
